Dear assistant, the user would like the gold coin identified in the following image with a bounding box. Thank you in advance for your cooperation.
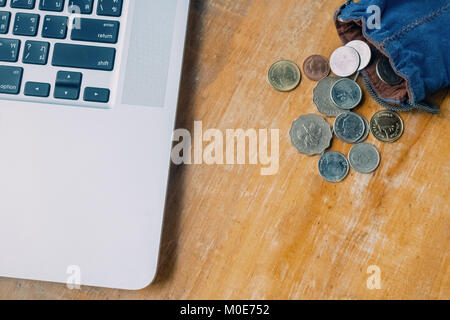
[268,60,301,92]
[370,110,404,143]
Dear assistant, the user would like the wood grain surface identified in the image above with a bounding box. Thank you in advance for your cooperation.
[1,0,448,300]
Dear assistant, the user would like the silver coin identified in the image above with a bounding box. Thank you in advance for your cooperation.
[346,40,372,70]
[356,115,370,143]
[318,151,350,183]
[330,78,362,110]
[333,112,365,143]
[348,143,380,174]
[330,46,360,77]
[313,77,344,117]
[376,56,403,86]
[289,114,333,156]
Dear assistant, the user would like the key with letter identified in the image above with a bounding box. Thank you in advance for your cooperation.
[22,40,50,65]
[13,13,40,36]
[97,0,123,17]
[42,15,68,39]
[68,0,93,14]
[0,11,10,34]
[0,38,21,62]
[11,0,36,9]
[71,18,119,44]
[39,0,65,12]
[0,66,23,94]
[52,43,116,71]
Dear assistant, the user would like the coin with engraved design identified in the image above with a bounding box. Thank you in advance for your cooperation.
[289,114,333,156]
[348,143,380,174]
[331,78,363,110]
[370,110,404,142]
[318,151,350,183]
[313,77,343,117]
[334,112,366,143]
[303,55,330,81]
[268,60,302,92]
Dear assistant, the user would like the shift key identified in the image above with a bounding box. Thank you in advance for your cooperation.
[52,43,116,71]
[0,66,23,94]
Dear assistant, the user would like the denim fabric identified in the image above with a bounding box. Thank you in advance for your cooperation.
[335,0,450,112]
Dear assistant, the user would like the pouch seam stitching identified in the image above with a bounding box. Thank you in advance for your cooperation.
[380,3,450,48]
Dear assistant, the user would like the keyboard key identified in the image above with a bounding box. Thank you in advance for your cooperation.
[97,0,123,17]
[68,0,93,14]
[84,87,109,103]
[24,81,50,97]
[42,15,67,39]
[13,13,40,36]
[11,0,36,9]
[54,86,80,99]
[0,66,23,94]
[52,43,115,71]
[0,11,11,34]
[55,70,81,87]
[0,0,5,7]
[0,38,20,62]
[54,71,82,100]
[71,18,119,44]
[23,40,49,64]
[39,0,65,12]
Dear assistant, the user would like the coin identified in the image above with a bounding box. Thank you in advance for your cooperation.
[330,46,360,77]
[376,56,403,86]
[318,151,350,183]
[356,115,370,143]
[330,78,362,110]
[334,112,366,143]
[268,60,302,92]
[303,55,330,81]
[345,40,372,70]
[290,114,333,156]
[348,143,381,174]
[370,110,404,143]
[313,77,344,117]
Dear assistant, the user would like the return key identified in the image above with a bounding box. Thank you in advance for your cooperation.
[71,18,120,44]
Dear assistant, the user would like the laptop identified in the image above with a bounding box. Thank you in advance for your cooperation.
[0,0,190,290]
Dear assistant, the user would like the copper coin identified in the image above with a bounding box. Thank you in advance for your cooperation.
[303,55,330,81]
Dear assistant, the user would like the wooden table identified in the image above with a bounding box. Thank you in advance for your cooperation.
[1,0,448,300]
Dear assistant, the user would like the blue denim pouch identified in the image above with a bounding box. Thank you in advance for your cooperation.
[335,0,450,113]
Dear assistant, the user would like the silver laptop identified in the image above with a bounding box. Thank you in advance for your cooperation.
[0,0,189,289]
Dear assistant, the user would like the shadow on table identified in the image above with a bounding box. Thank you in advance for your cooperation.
[151,1,204,285]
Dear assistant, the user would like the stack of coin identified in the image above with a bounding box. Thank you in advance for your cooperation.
[268,41,405,182]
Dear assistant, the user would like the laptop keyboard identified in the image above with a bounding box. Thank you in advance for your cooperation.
[0,0,127,107]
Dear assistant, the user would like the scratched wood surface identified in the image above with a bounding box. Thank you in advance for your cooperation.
[1,0,448,300]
